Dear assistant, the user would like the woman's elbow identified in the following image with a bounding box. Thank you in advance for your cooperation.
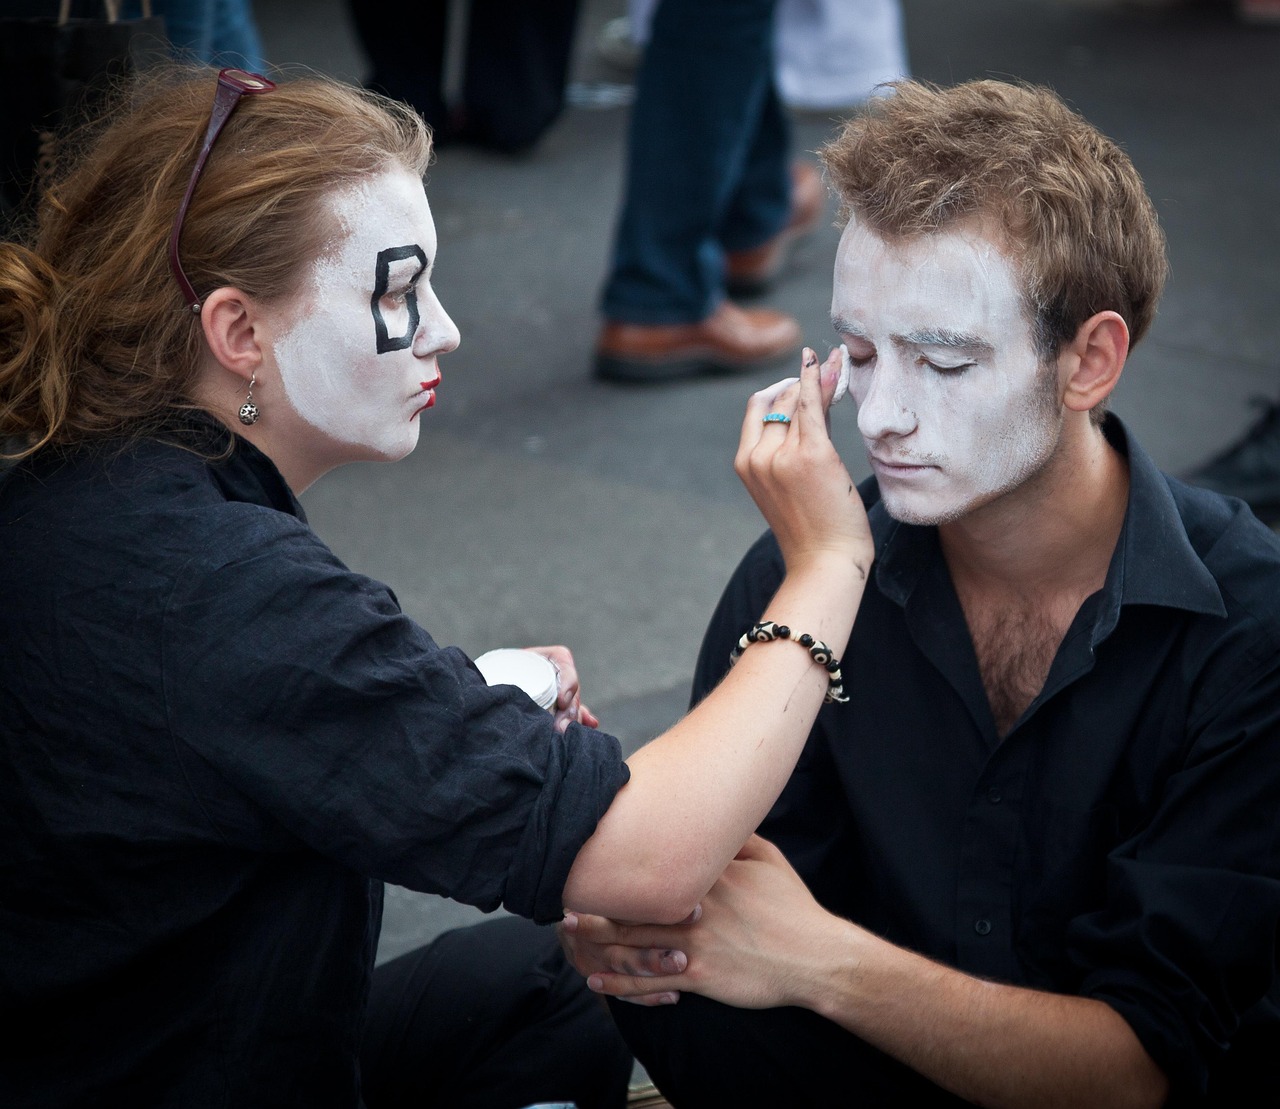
[562,853,708,924]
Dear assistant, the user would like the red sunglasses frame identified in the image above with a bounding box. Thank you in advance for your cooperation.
[168,68,276,313]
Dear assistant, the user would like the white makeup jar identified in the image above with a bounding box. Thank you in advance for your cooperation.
[472,648,560,712]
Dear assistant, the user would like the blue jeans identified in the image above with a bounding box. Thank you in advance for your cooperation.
[125,0,266,72]
[601,0,790,325]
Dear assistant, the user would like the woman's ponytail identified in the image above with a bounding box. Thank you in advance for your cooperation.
[0,243,66,458]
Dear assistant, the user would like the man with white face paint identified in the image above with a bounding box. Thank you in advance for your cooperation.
[837,213,1067,531]
[561,80,1280,1107]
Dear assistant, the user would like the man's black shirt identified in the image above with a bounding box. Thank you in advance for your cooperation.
[690,417,1280,1099]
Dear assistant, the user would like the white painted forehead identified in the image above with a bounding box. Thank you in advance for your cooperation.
[833,219,1028,325]
[837,214,1012,266]
[322,169,434,258]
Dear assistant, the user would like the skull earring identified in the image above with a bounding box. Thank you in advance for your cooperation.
[238,373,260,426]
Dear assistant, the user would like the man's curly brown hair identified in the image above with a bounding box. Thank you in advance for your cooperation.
[820,80,1168,366]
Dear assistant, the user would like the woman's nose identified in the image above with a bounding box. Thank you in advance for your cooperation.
[413,291,461,357]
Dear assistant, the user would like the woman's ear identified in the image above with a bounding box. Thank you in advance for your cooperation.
[1060,310,1129,415]
[200,287,266,384]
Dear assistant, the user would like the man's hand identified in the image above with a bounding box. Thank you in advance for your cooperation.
[525,644,600,733]
[565,835,1169,1108]
[561,835,845,1010]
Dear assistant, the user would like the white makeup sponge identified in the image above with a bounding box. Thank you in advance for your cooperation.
[832,344,852,405]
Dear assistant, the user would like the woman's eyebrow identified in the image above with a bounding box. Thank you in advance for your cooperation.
[373,243,428,291]
[383,251,428,286]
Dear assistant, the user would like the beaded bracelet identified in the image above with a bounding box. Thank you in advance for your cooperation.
[729,620,848,704]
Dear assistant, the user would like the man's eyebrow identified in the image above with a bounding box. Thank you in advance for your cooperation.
[830,318,994,358]
[895,329,993,357]
[830,315,868,339]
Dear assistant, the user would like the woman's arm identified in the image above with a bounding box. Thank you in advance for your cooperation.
[561,349,874,922]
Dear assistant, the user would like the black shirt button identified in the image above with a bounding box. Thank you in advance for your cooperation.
[974,918,992,936]
[987,787,1002,804]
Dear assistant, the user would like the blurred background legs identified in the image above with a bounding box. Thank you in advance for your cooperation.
[595,0,910,111]
[594,0,803,381]
[591,0,909,382]
[122,0,267,70]
[349,0,581,153]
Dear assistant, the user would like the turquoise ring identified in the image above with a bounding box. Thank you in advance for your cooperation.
[762,412,792,425]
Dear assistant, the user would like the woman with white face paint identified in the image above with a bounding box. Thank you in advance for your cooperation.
[0,67,871,1107]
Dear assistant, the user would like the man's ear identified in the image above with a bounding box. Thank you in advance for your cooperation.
[1059,310,1129,415]
[200,287,266,384]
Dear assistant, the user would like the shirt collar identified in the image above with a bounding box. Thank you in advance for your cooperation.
[180,410,307,522]
[869,414,1226,633]
[1089,414,1225,637]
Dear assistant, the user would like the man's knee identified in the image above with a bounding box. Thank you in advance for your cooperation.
[610,993,957,1108]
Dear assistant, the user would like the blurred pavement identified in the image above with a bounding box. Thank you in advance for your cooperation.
[250,0,1280,957]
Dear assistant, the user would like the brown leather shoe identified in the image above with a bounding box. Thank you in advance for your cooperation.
[724,160,827,296]
[594,300,801,383]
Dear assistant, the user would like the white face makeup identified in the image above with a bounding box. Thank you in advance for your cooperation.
[270,166,460,464]
[831,215,1063,526]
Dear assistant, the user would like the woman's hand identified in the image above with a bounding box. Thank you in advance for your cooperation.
[525,645,599,733]
[735,346,873,579]
[559,351,875,923]
[557,907,698,1007]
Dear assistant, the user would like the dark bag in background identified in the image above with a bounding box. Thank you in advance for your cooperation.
[0,0,167,225]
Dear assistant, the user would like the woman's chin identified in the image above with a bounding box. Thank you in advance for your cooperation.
[317,423,422,469]
[376,423,422,464]
[396,421,423,459]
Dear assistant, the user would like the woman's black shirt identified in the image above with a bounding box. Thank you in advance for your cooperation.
[0,421,629,1107]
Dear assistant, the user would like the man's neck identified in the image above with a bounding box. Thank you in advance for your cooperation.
[938,415,1130,604]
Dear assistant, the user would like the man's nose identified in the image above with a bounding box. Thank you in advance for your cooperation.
[856,362,917,440]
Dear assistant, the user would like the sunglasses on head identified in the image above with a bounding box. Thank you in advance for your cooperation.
[168,68,276,313]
